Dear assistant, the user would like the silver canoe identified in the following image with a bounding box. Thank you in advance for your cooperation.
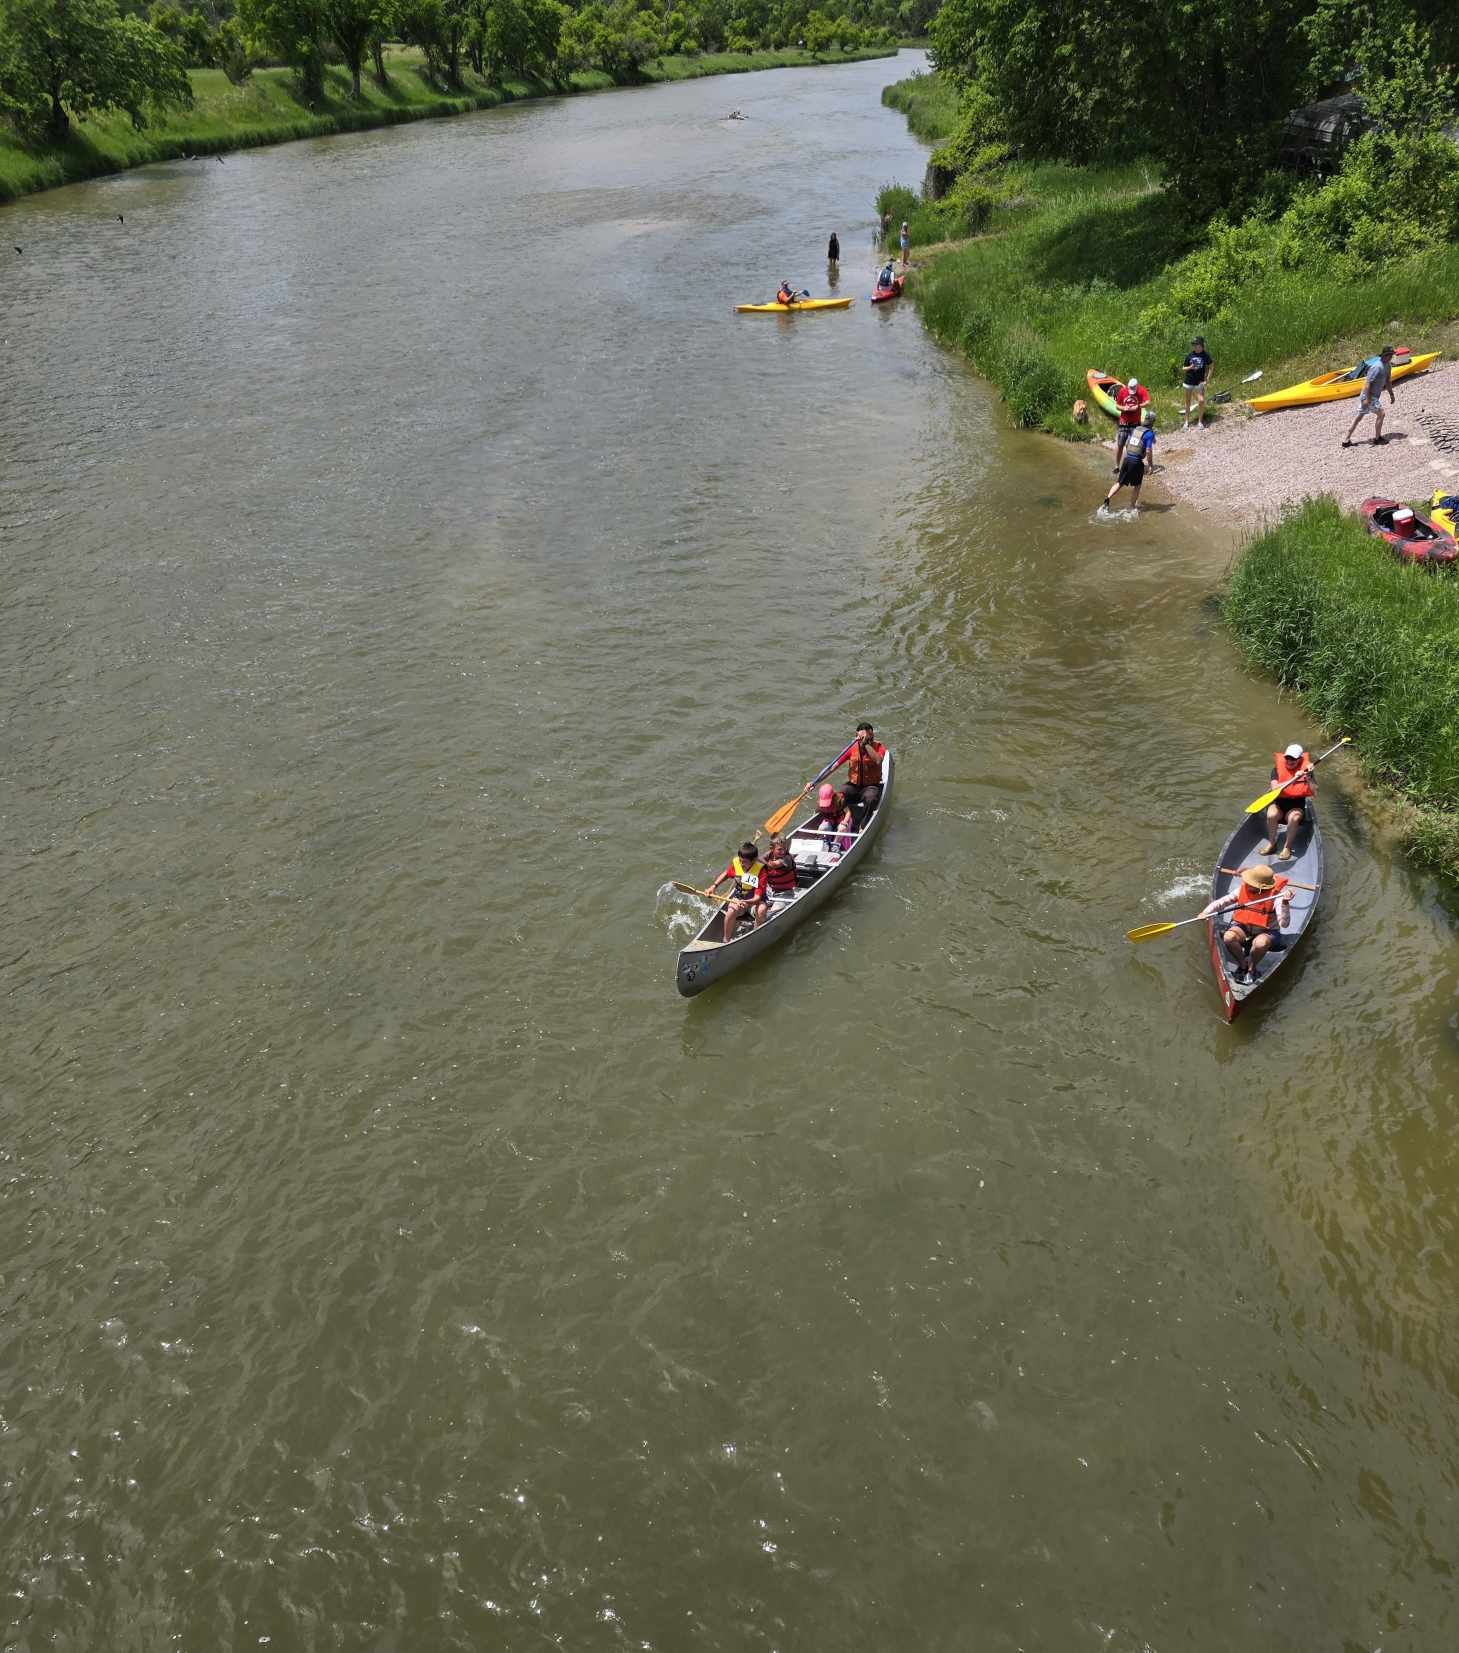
[675,750,894,997]
[1206,797,1324,1021]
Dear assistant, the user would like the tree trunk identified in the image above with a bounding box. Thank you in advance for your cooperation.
[371,38,387,87]
[49,90,69,141]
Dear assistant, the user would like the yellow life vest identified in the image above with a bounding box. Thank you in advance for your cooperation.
[731,854,763,898]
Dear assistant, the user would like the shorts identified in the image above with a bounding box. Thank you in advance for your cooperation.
[1354,394,1380,419]
[1231,922,1286,948]
[1183,379,1206,394]
[1117,457,1145,488]
[1272,794,1308,818]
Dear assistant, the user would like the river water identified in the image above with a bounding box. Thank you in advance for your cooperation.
[4,51,1459,1652]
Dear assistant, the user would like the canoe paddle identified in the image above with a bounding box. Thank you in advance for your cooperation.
[1244,736,1350,815]
[762,749,848,837]
[1126,883,1314,945]
[1210,371,1261,406]
[671,880,730,904]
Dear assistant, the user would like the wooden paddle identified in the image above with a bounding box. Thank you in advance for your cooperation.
[762,748,850,837]
[671,880,730,904]
[1244,736,1350,815]
[1123,879,1315,945]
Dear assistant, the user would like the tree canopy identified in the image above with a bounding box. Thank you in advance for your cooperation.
[928,0,1459,209]
[0,0,193,139]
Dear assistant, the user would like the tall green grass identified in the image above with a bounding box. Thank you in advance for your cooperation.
[0,44,895,202]
[911,160,1459,432]
[1223,498,1459,877]
[880,69,960,143]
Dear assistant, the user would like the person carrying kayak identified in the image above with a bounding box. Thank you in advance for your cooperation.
[776,280,799,306]
[1343,344,1396,448]
[1102,407,1156,514]
[1113,377,1151,471]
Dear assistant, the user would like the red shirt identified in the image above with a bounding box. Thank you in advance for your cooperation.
[1115,383,1150,427]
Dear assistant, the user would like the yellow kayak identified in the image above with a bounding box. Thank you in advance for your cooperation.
[1249,350,1439,412]
[736,297,853,313]
[1433,488,1458,537]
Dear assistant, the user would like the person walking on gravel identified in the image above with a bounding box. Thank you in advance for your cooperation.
[1343,345,1396,447]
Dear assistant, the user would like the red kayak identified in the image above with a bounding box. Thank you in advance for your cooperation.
[1360,497,1459,567]
[871,276,904,304]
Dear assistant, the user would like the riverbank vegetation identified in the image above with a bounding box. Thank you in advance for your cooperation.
[0,0,903,202]
[1223,499,1459,879]
[875,0,1459,435]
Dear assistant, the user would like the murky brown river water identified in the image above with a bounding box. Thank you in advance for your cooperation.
[3,50,1459,1652]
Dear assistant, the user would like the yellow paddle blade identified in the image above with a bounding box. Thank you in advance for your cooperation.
[1244,785,1283,815]
[1125,922,1178,943]
[763,788,807,836]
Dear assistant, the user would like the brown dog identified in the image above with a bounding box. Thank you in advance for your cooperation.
[1072,399,1089,424]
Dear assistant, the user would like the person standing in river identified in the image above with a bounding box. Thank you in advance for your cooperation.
[827,231,840,267]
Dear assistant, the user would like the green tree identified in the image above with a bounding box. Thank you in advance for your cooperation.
[237,0,324,97]
[0,0,192,140]
[1302,0,1459,136]
[320,0,389,95]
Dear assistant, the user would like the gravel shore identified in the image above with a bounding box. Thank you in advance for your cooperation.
[1115,358,1459,527]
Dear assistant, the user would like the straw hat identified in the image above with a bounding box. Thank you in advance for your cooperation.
[1242,863,1277,890]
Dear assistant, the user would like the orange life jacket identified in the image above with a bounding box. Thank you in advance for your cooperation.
[847,741,884,789]
[1233,874,1289,929]
[1272,750,1313,799]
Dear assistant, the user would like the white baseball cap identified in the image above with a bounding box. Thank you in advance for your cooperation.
[1284,742,1304,758]
[1126,377,1139,388]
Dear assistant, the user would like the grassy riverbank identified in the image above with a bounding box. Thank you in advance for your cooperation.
[0,43,896,204]
[878,71,1459,437]
[1223,499,1459,878]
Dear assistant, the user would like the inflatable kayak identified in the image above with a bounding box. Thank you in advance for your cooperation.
[1085,369,1123,419]
[871,277,904,304]
[736,297,853,313]
[1249,349,1438,412]
[1431,488,1458,537]
[1360,496,1458,567]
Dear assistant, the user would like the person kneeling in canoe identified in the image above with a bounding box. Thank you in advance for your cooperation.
[1200,863,1291,984]
[1261,741,1315,861]
[776,280,798,307]
[711,840,767,941]
[806,784,856,852]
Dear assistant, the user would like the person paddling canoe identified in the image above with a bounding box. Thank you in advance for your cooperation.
[710,840,767,941]
[1199,862,1291,984]
[829,721,888,829]
[1261,741,1315,861]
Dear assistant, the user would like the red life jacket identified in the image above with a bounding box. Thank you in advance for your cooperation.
[764,855,798,894]
[1272,750,1313,799]
[847,741,884,788]
[1233,874,1289,929]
